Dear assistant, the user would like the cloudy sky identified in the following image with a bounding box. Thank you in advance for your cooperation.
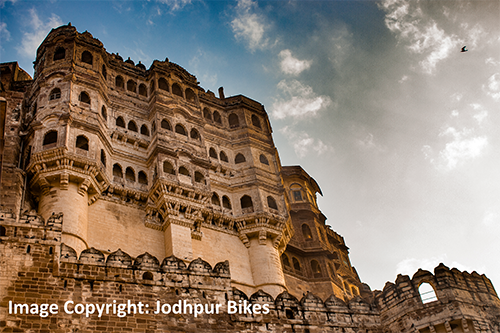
[1,0,499,291]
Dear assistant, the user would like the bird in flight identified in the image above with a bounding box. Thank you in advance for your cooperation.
[461,46,468,52]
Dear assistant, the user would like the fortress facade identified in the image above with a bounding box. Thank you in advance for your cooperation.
[1,24,499,332]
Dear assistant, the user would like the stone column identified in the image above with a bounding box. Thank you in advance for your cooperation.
[247,235,286,298]
[38,179,89,254]
[164,218,193,262]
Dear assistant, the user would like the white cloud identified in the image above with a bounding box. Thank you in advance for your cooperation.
[484,73,500,101]
[16,9,62,58]
[379,0,461,74]
[398,75,408,83]
[279,49,312,75]
[470,104,488,125]
[156,0,192,12]
[272,79,332,120]
[231,0,269,51]
[483,210,500,227]
[280,126,331,158]
[357,133,386,153]
[450,110,459,117]
[438,127,487,170]
[0,22,10,41]
[396,255,478,277]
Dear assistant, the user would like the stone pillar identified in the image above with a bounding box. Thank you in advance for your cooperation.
[164,219,193,262]
[38,180,88,254]
[247,236,286,298]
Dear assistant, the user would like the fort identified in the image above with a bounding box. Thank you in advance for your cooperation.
[1,24,499,332]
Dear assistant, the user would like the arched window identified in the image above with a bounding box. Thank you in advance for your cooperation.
[290,184,304,202]
[116,76,124,88]
[79,91,90,104]
[76,135,89,151]
[138,171,148,185]
[128,121,138,132]
[259,154,269,165]
[267,196,278,210]
[302,224,313,240]
[102,65,107,79]
[293,257,301,271]
[282,254,291,268]
[185,88,196,103]
[175,124,187,136]
[419,283,438,304]
[161,119,171,130]
[113,164,123,178]
[222,196,231,209]
[228,113,239,128]
[179,166,190,177]
[125,167,135,182]
[142,272,153,280]
[116,116,125,128]
[251,114,261,129]
[220,151,228,162]
[240,195,253,209]
[138,83,147,97]
[163,161,175,175]
[49,88,61,100]
[100,150,106,167]
[81,51,93,65]
[203,108,212,121]
[53,47,65,61]
[211,193,221,206]
[158,78,169,91]
[0,225,6,237]
[172,83,183,97]
[213,111,222,124]
[194,171,205,184]
[235,153,246,164]
[190,128,200,141]
[209,148,218,159]
[311,260,322,278]
[140,125,149,136]
[101,106,107,120]
[126,80,136,93]
[43,131,58,146]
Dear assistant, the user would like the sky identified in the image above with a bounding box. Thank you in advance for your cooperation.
[1,0,499,292]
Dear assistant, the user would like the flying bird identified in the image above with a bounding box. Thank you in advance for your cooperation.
[461,46,468,52]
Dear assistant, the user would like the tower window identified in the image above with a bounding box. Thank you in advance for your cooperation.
[222,196,231,209]
[211,193,221,206]
[127,80,136,93]
[220,151,228,162]
[175,124,187,136]
[172,83,183,97]
[49,88,61,100]
[101,106,107,120]
[138,171,148,185]
[163,161,175,175]
[140,125,149,136]
[76,135,89,151]
[116,117,125,128]
[251,114,261,129]
[240,195,253,209]
[79,91,90,104]
[161,119,171,130]
[81,51,93,65]
[267,196,278,210]
[125,167,135,182]
[311,260,322,278]
[158,78,169,91]
[179,166,190,177]
[113,164,123,178]
[293,257,301,271]
[213,111,222,124]
[235,153,246,164]
[419,283,438,304]
[43,131,58,146]
[302,224,313,240]
[259,154,269,165]
[116,76,124,88]
[185,88,196,103]
[203,108,212,121]
[194,171,205,184]
[190,128,200,141]
[228,113,239,128]
[209,148,218,159]
[139,84,147,97]
[128,121,138,132]
[53,47,65,61]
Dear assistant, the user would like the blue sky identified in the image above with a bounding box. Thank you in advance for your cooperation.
[1,0,499,292]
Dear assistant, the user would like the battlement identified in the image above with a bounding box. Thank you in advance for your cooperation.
[374,264,500,332]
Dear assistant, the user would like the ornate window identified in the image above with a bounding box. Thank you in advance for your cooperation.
[79,91,90,104]
[138,171,148,185]
[220,151,228,162]
[240,195,253,209]
[43,131,58,146]
[115,76,124,88]
[113,164,123,178]
[211,193,220,206]
[185,88,196,103]
[293,257,301,272]
[101,106,107,120]
[302,224,313,240]
[251,114,261,129]
[116,117,125,128]
[138,83,147,96]
[163,161,175,175]
[125,167,135,182]
[175,124,187,136]
[267,196,278,210]
[259,154,269,165]
[172,83,183,97]
[209,148,218,159]
[140,125,149,136]
[203,108,212,121]
[158,78,169,91]
[194,171,205,184]
[213,111,222,124]
[228,113,239,128]
[161,119,171,130]
[126,80,136,92]
[222,196,231,209]
[311,260,322,278]
[128,121,138,132]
